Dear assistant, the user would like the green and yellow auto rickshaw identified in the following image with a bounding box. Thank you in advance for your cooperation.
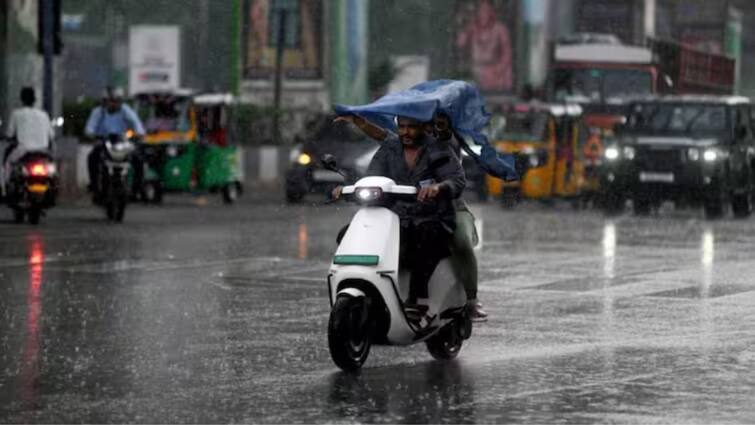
[485,101,588,205]
[134,91,243,204]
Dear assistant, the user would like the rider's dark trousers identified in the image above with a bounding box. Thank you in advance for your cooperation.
[87,143,105,191]
[400,221,452,304]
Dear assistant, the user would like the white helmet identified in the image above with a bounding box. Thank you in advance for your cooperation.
[102,86,125,101]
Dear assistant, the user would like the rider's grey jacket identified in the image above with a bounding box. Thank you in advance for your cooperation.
[366,135,466,232]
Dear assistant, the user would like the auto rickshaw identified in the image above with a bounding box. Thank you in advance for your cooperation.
[485,101,587,205]
[134,91,243,204]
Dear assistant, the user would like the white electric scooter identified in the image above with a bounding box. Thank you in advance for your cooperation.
[326,167,472,372]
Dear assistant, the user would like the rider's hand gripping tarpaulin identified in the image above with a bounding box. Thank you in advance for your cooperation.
[334,79,518,181]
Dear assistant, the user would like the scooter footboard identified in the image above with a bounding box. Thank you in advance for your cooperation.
[427,260,467,316]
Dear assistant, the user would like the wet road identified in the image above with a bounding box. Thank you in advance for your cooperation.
[1,198,754,423]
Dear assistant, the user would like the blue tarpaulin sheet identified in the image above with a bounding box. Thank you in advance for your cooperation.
[334,79,518,181]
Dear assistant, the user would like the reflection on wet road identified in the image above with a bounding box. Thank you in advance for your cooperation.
[0,201,754,423]
[21,235,43,419]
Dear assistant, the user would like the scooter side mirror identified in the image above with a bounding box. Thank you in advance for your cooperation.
[321,154,338,172]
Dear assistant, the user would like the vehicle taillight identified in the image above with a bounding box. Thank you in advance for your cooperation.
[28,163,48,177]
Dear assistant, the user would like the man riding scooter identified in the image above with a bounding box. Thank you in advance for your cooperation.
[335,112,488,321]
[333,115,466,324]
[84,87,146,203]
[2,87,55,198]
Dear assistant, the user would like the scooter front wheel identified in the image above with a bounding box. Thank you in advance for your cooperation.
[426,322,463,360]
[328,295,371,372]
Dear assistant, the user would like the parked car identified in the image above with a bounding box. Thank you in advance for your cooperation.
[599,95,755,218]
[285,117,379,203]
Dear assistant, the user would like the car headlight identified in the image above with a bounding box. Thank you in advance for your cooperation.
[604,147,620,161]
[297,153,312,165]
[688,148,700,161]
[703,149,718,162]
[622,146,635,160]
[355,187,383,203]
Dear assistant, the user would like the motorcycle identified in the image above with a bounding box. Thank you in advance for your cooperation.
[5,151,58,225]
[325,157,472,372]
[95,134,135,222]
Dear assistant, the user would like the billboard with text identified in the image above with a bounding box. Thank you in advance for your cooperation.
[129,26,181,96]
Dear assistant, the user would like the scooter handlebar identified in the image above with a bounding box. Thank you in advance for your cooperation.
[342,184,417,195]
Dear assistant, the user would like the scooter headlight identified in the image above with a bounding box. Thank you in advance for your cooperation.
[107,141,135,161]
[355,187,383,203]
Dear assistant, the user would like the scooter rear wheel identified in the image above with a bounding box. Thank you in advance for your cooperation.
[328,295,371,372]
[426,322,463,360]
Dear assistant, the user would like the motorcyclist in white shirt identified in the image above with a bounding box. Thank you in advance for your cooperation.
[2,87,54,196]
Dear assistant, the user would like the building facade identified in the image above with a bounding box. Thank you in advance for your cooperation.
[238,0,369,106]
[0,0,46,121]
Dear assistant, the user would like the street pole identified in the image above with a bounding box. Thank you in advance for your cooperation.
[42,0,55,115]
[230,0,241,95]
[643,0,656,45]
[272,8,287,146]
[198,0,209,90]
